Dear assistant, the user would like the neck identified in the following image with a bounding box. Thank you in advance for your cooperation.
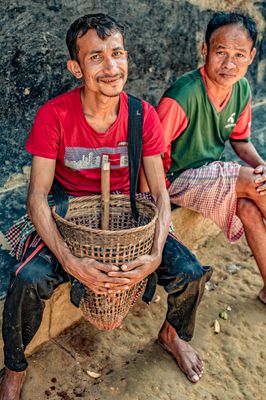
[204,72,232,106]
[81,87,120,119]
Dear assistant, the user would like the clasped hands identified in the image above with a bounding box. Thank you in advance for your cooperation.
[66,254,161,295]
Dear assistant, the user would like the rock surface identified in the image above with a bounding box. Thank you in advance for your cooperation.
[0,0,265,297]
[1,0,265,185]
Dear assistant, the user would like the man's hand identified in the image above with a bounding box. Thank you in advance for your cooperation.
[65,256,132,294]
[230,141,266,192]
[254,165,266,195]
[106,254,161,293]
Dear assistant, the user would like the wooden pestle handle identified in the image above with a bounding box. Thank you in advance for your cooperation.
[101,155,110,230]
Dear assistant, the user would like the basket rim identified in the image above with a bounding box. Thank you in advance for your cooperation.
[51,194,158,235]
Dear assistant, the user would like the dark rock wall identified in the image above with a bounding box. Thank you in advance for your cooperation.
[1,0,265,186]
[0,0,265,296]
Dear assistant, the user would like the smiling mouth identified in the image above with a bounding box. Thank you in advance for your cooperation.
[219,73,236,78]
[98,75,123,84]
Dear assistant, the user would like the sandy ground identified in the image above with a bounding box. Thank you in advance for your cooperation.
[20,232,266,400]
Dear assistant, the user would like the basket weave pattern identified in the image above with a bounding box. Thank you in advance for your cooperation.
[52,195,158,330]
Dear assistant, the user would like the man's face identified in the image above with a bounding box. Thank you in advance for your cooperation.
[202,23,256,90]
[72,29,128,97]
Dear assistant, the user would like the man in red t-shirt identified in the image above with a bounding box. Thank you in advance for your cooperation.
[0,14,210,399]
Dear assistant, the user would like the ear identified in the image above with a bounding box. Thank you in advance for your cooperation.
[67,60,83,79]
[201,43,208,58]
[248,47,256,65]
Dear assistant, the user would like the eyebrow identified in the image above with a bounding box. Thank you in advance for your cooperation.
[214,44,248,53]
[88,46,125,56]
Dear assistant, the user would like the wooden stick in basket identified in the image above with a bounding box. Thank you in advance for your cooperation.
[101,155,110,230]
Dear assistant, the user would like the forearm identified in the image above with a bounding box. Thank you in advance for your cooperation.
[27,191,75,272]
[141,155,171,270]
[150,188,171,266]
[231,141,266,168]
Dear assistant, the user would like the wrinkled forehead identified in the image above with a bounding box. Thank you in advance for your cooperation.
[209,23,253,45]
[76,29,125,55]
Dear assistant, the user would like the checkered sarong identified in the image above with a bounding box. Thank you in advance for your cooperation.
[168,161,243,242]
[5,195,55,260]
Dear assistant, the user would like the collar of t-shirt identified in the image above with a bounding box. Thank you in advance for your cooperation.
[200,66,233,113]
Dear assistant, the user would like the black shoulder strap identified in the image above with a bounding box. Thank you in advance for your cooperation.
[52,178,69,218]
[127,94,143,221]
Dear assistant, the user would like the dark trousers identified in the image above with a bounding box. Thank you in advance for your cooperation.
[2,231,212,372]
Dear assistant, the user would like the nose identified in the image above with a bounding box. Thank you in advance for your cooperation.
[222,55,237,69]
[103,57,118,73]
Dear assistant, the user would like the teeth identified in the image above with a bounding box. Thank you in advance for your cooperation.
[103,79,120,83]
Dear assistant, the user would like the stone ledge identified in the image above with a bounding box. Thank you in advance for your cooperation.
[0,207,220,367]
[0,283,82,368]
[171,207,220,249]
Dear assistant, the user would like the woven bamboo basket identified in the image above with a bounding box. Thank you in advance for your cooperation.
[52,194,158,330]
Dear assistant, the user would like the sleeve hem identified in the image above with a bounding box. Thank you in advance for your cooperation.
[142,150,165,157]
[25,147,57,159]
[229,138,250,143]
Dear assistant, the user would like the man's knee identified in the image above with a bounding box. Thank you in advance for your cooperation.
[237,167,266,202]
[11,268,56,301]
[11,251,64,299]
[15,266,46,286]
[237,198,262,224]
[157,234,212,290]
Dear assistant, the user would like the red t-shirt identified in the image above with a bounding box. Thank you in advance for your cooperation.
[26,88,165,196]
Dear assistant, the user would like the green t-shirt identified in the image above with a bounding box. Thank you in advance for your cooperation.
[162,69,251,183]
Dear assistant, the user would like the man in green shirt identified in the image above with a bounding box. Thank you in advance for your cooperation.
[156,9,266,381]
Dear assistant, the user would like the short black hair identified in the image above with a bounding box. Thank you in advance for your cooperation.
[66,13,125,61]
[205,11,257,48]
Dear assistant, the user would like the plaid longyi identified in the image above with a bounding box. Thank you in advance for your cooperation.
[168,161,243,242]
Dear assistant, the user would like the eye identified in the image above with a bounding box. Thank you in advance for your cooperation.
[236,53,244,58]
[216,51,225,55]
[91,54,103,62]
[113,50,126,58]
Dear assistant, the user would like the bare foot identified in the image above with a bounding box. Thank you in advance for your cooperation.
[0,368,26,400]
[258,286,266,304]
[158,320,203,383]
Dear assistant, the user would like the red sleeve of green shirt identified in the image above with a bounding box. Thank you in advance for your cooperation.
[156,97,188,172]
[141,100,166,157]
[230,98,251,141]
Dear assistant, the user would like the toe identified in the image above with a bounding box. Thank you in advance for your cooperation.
[196,353,202,363]
[196,356,204,371]
[258,290,266,304]
[195,366,203,377]
[196,359,204,372]
[193,362,202,376]
[187,371,200,383]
